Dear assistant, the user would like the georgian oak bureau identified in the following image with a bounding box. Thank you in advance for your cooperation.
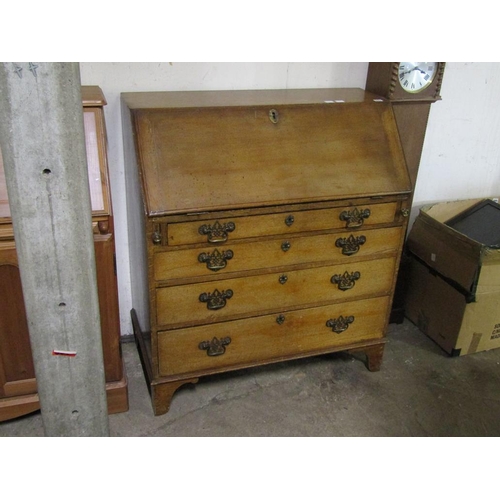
[121,88,412,415]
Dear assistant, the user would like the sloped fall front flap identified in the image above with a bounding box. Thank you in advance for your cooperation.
[124,88,411,216]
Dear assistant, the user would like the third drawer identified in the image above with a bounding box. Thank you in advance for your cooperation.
[156,256,396,328]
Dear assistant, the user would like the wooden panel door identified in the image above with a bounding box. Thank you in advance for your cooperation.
[0,243,36,399]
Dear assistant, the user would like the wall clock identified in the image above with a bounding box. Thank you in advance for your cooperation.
[366,62,445,102]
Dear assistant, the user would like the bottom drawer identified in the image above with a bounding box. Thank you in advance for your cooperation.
[157,295,390,377]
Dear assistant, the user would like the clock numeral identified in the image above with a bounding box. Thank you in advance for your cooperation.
[404,80,409,87]
[411,83,415,89]
[399,72,404,81]
[424,74,430,81]
[399,64,405,70]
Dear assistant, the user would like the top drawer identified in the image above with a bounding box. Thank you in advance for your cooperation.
[166,202,399,246]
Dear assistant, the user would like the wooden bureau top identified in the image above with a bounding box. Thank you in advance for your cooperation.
[123,88,411,216]
[121,88,382,109]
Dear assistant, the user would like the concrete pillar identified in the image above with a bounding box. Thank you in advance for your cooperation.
[0,62,109,436]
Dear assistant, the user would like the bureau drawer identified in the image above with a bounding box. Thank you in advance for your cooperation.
[154,226,402,282]
[166,202,399,246]
[156,256,396,327]
[157,296,389,377]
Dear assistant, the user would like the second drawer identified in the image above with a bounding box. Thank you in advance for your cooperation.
[154,226,403,282]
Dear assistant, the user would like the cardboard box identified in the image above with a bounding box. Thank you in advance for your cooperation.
[405,198,500,356]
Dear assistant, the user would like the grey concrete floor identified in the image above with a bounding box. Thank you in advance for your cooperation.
[2,319,500,437]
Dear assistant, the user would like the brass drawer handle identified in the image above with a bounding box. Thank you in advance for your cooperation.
[199,336,231,356]
[285,214,295,227]
[279,274,288,285]
[198,221,235,243]
[326,315,355,334]
[198,249,234,271]
[331,271,361,291]
[339,208,371,228]
[335,234,366,256]
[276,314,285,325]
[199,289,233,310]
[281,241,291,252]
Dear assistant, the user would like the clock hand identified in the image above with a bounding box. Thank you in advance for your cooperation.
[401,66,419,76]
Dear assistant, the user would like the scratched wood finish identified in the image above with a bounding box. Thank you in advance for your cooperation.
[122,88,412,415]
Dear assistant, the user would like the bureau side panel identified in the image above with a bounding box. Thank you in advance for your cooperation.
[121,99,150,332]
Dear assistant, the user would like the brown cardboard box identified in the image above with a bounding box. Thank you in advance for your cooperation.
[405,198,500,356]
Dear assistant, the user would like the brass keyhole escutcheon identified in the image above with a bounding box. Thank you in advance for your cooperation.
[279,274,288,285]
[269,109,279,124]
[281,241,291,252]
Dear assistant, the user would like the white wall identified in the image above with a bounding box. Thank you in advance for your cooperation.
[414,63,500,206]
[79,62,500,335]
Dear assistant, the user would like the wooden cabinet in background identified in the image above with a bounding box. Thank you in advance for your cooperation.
[122,88,413,415]
[0,86,128,422]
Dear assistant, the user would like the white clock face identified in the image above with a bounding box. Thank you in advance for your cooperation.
[398,62,437,93]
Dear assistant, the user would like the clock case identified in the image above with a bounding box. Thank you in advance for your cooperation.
[366,62,446,102]
[365,62,446,323]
